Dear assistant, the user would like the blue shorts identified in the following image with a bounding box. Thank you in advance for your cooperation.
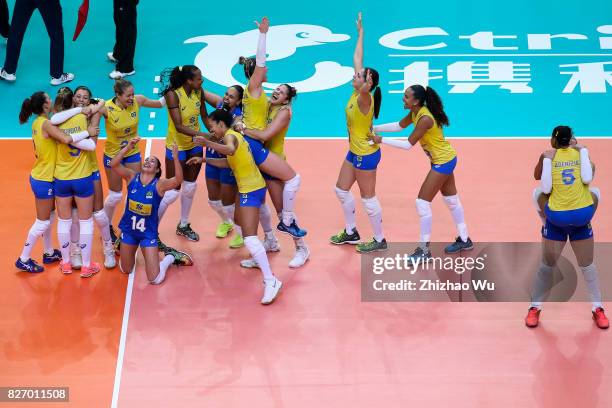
[239,187,266,207]
[431,156,457,175]
[54,175,94,198]
[121,232,158,248]
[205,164,237,185]
[91,170,101,181]
[345,149,381,170]
[30,176,54,199]
[542,205,595,241]
[245,136,270,166]
[165,146,203,162]
[104,152,142,169]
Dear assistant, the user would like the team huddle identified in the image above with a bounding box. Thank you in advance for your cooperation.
[13,14,609,324]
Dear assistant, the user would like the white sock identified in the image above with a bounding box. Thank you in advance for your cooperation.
[530,262,554,309]
[259,203,273,233]
[20,219,51,262]
[581,263,603,311]
[532,187,546,226]
[334,186,356,234]
[79,218,94,267]
[158,189,180,222]
[443,195,469,241]
[362,197,384,242]
[208,199,226,222]
[223,204,235,224]
[244,236,274,280]
[70,208,79,249]
[416,198,432,245]
[234,225,243,238]
[42,210,56,255]
[57,218,72,263]
[152,254,174,284]
[180,181,197,226]
[282,174,301,225]
[104,190,123,224]
[93,209,112,243]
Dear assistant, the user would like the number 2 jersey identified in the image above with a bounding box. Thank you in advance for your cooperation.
[119,174,162,240]
[548,147,593,211]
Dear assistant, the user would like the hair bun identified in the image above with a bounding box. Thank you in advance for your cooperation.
[238,56,247,65]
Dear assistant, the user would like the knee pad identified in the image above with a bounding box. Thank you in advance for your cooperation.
[415,198,432,218]
[163,188,180,204]
[590,187,601,202]
[581,263,598,283]
[443,194,460,211]
[532,187,544,210]
[285,174,301,191]
[362,197,381,217]
[182,181,197,199]
[93,209,109,225]
[334,186,353,204]
[32,219,51,236]
[79,218,94,235]
[57,218,72,234]
[106,190,123,206]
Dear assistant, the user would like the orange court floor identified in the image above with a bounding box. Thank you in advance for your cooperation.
[1,138,611,407]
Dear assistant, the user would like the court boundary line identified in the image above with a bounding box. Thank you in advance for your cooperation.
[110,138,152,408]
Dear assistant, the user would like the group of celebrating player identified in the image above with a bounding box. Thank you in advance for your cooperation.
[13,13,609,325]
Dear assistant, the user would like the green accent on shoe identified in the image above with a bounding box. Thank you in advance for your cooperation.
[157,239,169,253]
[163,247,193,266]
[229,234,244,249]
[216,221,233,238]
[329,229,360,245]
[356,238,388,253]
[176,222,200,242]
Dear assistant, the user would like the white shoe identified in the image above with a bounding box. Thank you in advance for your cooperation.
[0,68,16,82]
[263,235,281,252]
[70,248,83,270]
[261,277,282,305]
[103,248,117,269]
[240,258,259,269]
[50,73,74,86]
[109,70,135,79]
[289,246,310,268]
[107,52,118,63]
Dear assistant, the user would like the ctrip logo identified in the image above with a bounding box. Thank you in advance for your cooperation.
[185,24,355,93]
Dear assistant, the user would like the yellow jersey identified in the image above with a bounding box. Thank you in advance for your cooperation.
[30,115,57,182]
[242,83,268,130]
[104,98,139,157]
[264,105,290,160]
[87,149,99,175]
[55,113,92,180]
[225,129,266,193]
[346,91,379,156]
[412,106,456,165]
[166,86,201,150]
[548,147,594,211]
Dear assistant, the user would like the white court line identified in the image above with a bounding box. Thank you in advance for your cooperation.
[110,137,152,408]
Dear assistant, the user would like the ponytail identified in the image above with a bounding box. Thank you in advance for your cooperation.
[54,86,74,112]
[364,67,382,119]
[552,125,573,147]
[238,56,256,80]
[159,65,200,96]
[19,91,46,124]
[409,85,449,127]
